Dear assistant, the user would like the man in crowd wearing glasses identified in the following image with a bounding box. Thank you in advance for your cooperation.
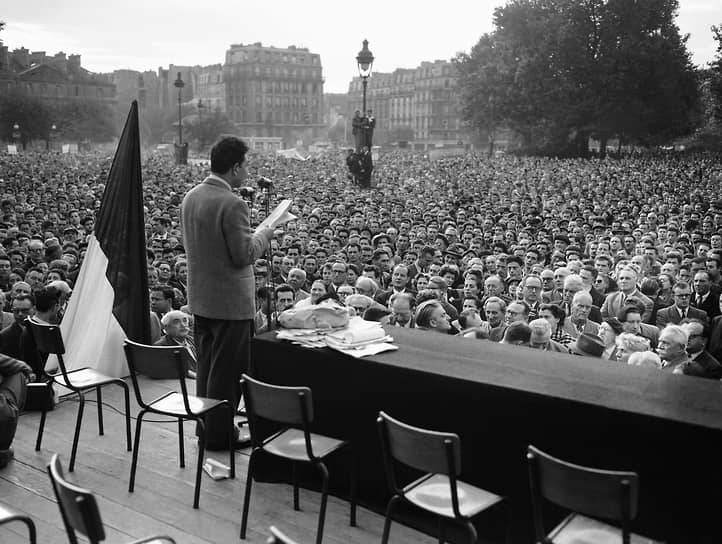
[656,281,707,328]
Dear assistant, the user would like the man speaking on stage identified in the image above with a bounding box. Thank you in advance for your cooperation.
[181,136,275,450]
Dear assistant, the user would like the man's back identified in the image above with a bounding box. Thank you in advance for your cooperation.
[181,177,269,320]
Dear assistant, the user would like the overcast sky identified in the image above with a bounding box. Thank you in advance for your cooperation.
[1,0,720,93]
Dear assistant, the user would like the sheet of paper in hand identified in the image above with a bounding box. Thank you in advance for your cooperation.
[255,199,297,233]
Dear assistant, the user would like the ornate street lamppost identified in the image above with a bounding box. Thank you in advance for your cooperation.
[48,123,57,151]
[356,39,374,114]
[174,72,187,165]
[197,98,205,151]
[349,40,376,188]
[12,122,21,151]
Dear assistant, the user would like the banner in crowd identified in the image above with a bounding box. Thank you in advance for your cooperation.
[52,101,150,377]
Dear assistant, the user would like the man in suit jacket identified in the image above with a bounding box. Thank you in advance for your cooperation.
[560,275,603,324]
[561,292,600,339]
[681,319,722,380]
[154,310,197,378]
[375,264,416,307]
[181,137,277,450]
[656,281,708,329]
[601,266,653,322]
[691,271,721,320]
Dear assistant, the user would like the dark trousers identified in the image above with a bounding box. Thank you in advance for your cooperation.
[194,315,252,448]
[0,372,27,450]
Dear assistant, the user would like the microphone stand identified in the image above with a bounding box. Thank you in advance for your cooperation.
[261,185,274,333]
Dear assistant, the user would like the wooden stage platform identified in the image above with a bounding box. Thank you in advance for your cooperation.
[0,376,431,544]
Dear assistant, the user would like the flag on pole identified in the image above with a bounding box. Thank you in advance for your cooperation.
[55,101,150,377]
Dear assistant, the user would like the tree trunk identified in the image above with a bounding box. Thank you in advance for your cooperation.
[599,136,608,159]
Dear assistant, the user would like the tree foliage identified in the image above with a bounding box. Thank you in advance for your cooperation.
[0,91,117,144]
[187,109,236,149]
[456,0,701,156]
[709,23,722,123]
[0,92,54,145]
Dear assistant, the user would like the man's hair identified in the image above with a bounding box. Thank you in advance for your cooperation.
[390,291,415,309]
[151,285,175,301]
[355,276,378,294]
[680,317,709,338]
[529,318,552,336]
[161,309,189,327]
[458,308,480,329]
[363,307,391,322]
[502,321,531,344]
[661,324,688,347]
[510,300,531,316]
[210,137,249,175]
[34,286,61,312]
[484,296,507,312]
[640,277,659,297]
[274,283,295,299]
[581,264,598,279]
[414,300,443,328]
[617,303,642,322]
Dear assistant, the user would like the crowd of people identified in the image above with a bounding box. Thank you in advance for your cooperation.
[1,146,722,462]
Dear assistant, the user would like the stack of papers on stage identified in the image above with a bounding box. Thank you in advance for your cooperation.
[276,317,398,357]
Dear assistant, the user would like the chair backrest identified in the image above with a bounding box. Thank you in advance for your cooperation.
[27,317,69,373]
[241,373,313,424]
[27,317,65,355]
[377,411,461,476]
[123,340,191,411]
[47,454,106,544]
[527,444,639,537]
[267,526,299,544]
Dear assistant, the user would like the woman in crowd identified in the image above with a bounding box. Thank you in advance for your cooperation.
[598,317,624,360]
[539,303,575,347]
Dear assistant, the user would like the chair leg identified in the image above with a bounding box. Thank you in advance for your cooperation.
[129,410,146,492]
[178,418,185,468]
[120,381,132,451]
[315,461,330,544]
[227,404,235,479]
[96,386,104,435]
[240,449,257,539]
[504,500,513,544]
[438,516,445,544]
[349,449,357,527]
[464,520,477,544]
[9,516,37,544]
[292,461,300,511]
[381,495,401,544]
[69,392,85,472]
[35,409,47,451]
[22,517,37,544]
[193,419,206,509]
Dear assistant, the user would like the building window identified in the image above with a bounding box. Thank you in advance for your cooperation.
[257,111,262,122]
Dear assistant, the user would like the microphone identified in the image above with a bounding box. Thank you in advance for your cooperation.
[257,176,274,190]
[239,187,256,198]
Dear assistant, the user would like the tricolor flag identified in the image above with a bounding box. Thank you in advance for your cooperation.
[55,101,150,377]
